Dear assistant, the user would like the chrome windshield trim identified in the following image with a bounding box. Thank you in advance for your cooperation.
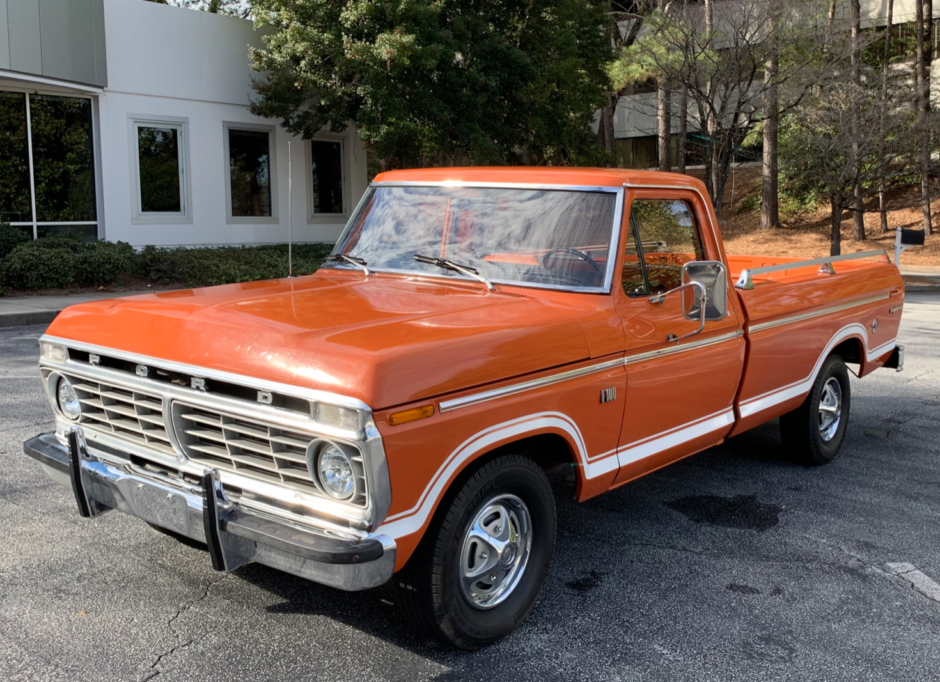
[622,330,743,366]
[372,181,624,192]
[41,334,371,411]
[329,183,625,295]
[748,293,891,333]
[439,357,624,413]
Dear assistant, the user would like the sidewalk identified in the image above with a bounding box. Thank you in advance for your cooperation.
[0,267,937,329]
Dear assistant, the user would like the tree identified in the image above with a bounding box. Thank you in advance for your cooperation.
[877,0,894,235]
[610,0,827,214]
[849,0,866,241]
[597,2,654,164]
[779,56,917,256]
[249,0,613,169]
[761,8,779,229]
[915,0,934,236]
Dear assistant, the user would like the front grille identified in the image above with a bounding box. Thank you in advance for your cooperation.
[171,402,367,506]
[69,377,174,456]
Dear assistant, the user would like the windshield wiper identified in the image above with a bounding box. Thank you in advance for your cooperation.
[413,254,494,291]
[326,253,370,277]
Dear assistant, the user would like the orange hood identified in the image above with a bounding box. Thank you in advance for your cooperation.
[46,271,596,409]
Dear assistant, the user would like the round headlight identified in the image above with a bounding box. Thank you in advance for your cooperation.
[57,376,82,421]
[316,444,356,500]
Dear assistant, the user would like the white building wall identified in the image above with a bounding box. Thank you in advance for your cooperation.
[97,0,367,248]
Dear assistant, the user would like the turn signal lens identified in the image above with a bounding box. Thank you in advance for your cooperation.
[40,342,68,363]
[389,404,435,426]
[314,403,360,431]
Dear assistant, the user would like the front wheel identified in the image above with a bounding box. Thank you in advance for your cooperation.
[780,354,852,465]
[394,454,556,649]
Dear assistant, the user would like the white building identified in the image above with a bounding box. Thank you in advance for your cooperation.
[0,0,368,247]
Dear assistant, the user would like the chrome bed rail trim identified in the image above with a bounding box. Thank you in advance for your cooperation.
[734,250,889,290]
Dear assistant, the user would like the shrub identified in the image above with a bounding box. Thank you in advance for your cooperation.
[0,240,78,290]
[76,241,138,286]
[0,224,30,260]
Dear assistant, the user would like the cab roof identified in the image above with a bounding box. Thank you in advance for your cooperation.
[372,166,708,192]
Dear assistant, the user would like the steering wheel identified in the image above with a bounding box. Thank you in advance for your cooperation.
[542,248,604,275]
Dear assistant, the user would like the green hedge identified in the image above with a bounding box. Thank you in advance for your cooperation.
[0,236,334,292]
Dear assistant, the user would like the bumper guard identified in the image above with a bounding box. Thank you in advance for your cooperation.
[24,430,396,591]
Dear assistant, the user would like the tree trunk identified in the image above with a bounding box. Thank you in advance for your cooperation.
[850,0,866,241]
[761,54,779,229]
[597,96,616,165]
[678,86,688,173]
[878,0,894,235]
[830,200,843,257]
[657,80,672,172]
[916,0,934,236]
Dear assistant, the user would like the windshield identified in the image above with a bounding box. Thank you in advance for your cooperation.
[328,185,619,290]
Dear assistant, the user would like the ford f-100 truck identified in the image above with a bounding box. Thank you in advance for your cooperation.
[24,168,908,649]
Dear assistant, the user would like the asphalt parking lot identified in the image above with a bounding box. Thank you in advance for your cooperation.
[2,294,939,682]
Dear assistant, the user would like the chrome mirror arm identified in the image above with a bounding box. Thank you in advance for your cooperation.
[649,281,707,344]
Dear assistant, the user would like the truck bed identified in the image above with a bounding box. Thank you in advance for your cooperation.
[727,252,904,435]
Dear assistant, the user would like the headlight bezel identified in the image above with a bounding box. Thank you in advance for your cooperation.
[307,439,359,501]
[55,374,82,421]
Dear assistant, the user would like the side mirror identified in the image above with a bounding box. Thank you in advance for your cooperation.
[682,261,728,322]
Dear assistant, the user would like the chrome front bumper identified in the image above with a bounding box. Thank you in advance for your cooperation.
[24,430,396,591]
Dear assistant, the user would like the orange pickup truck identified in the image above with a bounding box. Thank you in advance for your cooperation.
[25,167,908,649]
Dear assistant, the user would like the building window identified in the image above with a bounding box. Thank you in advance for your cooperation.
[308,138,346,218]
[0,91,98,241]
[224,124,276,223]
[129,116,191,223]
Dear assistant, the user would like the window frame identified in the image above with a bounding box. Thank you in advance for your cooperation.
[306,135,349,223]
[222,121,278,225]
[623,196,706,298]
[128,114,192,225]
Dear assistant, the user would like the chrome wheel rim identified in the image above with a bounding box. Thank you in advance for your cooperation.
[818,377,843,442]
[458,494,533,610]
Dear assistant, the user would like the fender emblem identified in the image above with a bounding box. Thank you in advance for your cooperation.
[889,305,902,314]
[600,387,617,404]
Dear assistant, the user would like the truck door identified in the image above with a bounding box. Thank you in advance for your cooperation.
[611,187,745,487]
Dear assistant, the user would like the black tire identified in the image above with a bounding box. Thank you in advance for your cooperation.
[780,354,852,465]
[394,454,556,650]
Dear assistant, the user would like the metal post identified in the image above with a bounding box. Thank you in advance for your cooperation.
[24,94,38,240]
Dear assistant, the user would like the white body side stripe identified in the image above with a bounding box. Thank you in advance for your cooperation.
[739,323,896,419]
[377,325,896,542]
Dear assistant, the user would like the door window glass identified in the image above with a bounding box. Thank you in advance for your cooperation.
[623,199,704,296]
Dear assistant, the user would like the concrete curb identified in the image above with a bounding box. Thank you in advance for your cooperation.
[0,310,59,329]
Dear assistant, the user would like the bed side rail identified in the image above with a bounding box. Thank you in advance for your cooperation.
[735,250,889,290]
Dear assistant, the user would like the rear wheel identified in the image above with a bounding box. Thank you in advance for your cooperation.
[394,454,556,649]
[780,354,851,465]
